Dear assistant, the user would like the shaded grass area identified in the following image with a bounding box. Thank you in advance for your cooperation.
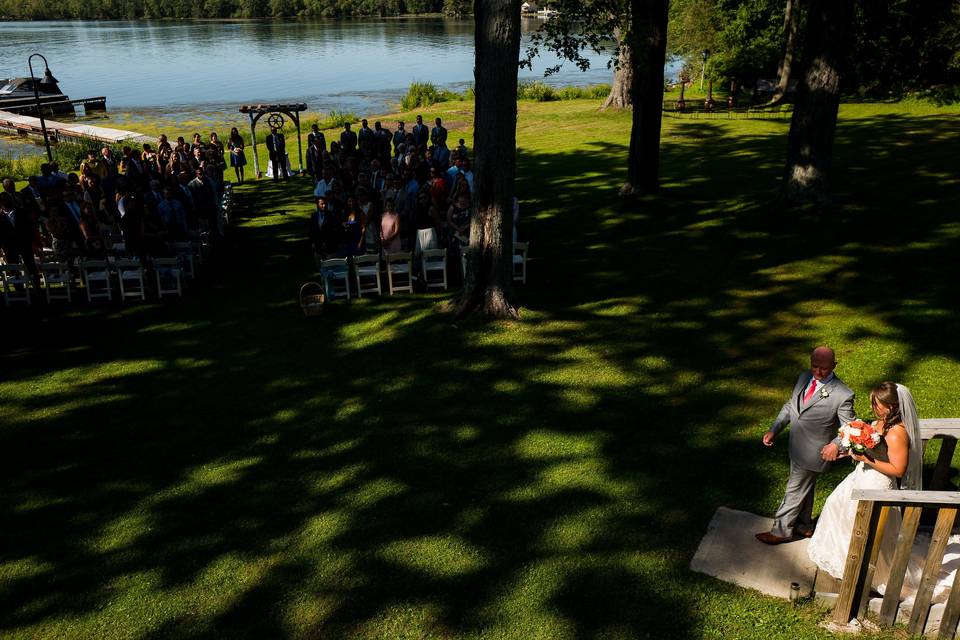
[2,100,960,639]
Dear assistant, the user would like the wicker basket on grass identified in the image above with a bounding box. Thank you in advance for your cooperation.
[299,282,326,316]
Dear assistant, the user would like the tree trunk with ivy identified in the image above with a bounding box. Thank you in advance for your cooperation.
[601,28,634,110]
[456,0,520,319]
[781,0,852,205]
[620,0,669,197]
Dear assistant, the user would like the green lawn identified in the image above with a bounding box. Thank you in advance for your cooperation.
[2,98,960,639]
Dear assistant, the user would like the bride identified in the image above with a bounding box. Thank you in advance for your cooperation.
[807,382,923,585]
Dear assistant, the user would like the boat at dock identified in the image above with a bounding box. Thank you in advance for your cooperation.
[0,66,106,116]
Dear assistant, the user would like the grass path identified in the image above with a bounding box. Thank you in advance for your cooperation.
[2,99,960,638]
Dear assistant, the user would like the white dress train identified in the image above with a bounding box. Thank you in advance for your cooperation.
[808,461,900,582]
[808,461,960,604]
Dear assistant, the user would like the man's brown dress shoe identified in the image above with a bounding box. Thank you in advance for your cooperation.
[755,531,793,545]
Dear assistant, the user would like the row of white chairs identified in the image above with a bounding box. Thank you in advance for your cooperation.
[317,242,529,301]
[0,258,185,306]
[458,242,529,284]
[320,250,445,299]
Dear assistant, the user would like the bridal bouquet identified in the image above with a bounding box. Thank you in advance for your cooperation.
[839,420,890,462]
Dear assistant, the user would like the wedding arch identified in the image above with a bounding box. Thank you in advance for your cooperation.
[238,103,307,178]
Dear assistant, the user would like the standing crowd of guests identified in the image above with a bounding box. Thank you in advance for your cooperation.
[0,131,239,284]
[306,114,476,267]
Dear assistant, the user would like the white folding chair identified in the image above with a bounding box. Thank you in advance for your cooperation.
[40,262,72,303]
[81,260,112,302]
[170,242,196,279]
[153,257,182,298]
[0,264,32,306]
[353,254,382,297]
[421,248,448,291]
[385,252,413,294]
[321,257,351,300]
[116,259,145,301]
[38,247,56,264]
[513,242,529,284]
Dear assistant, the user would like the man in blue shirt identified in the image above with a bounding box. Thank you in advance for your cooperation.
[446,156,464,194]
[158,188,189,240]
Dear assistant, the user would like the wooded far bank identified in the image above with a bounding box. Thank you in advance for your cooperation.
[0,0,471,20]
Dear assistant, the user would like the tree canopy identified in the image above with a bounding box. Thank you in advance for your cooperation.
[667,0,960,95]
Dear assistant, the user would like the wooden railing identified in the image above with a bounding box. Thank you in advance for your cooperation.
[832,419,960,637]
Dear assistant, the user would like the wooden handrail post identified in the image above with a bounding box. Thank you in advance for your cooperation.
[939,566,960,640]
[879,505,923,627]
[833,500,880,623]
[857,506,890,618]
[909,507,958,635]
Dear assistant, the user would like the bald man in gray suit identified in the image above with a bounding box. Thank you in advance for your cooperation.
[756,346,856,544]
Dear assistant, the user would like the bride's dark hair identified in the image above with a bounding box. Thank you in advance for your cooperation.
[871,381,903,428]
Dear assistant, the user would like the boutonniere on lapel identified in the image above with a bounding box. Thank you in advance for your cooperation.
[820,388,830,399]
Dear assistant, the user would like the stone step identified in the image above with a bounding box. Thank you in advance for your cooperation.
[814,590,948,637]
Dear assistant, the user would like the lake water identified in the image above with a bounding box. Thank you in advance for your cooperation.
[0,18,619,113]
[0,18,680,158]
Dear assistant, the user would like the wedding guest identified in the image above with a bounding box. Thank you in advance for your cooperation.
[341,195,365,257]
[380,197,401,253]
[306,137,325,183]
[80,149,108,181]
[308,123,326,152]
[393,121,406,152]
[158,188,189,240]
[412,114,429,150]
[79,201,107,258]
[431,116,447,147]
[228,127,247,184]
[309,195,340,258]
[358,119,375,158]
[446,192,471,245]
[340,122,358,156]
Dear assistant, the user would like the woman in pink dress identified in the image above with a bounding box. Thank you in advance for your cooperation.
[380,197,402,253]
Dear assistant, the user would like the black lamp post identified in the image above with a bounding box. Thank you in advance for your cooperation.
[700,49,710,91]
[27,53,55,162]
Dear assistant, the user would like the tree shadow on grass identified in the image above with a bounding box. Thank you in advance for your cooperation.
[1,109,959,639]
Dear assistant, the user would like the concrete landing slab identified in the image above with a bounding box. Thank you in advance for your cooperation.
[690,506,817,599]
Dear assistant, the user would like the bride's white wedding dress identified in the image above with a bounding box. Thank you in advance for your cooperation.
[808,460,906,584]
[809,454,960,604]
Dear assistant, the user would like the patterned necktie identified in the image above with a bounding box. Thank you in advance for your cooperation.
[803,378,818,403]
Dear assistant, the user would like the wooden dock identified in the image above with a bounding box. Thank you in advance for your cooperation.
[0,109,151,146]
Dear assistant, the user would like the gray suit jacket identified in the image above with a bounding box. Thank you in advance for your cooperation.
[771,373,856,472]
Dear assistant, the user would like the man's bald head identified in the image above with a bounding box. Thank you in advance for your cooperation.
[810,346,837,381]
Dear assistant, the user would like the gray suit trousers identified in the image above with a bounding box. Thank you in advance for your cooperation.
[771,461,819,538]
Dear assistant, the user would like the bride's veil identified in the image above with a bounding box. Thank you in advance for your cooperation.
[898,383,923,490]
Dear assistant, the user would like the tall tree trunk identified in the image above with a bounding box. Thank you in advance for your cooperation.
[601,28,633,110]
[781,0,852,205]
[771,0,800,104]
[620,0,669,197]
[456,0,520,319]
